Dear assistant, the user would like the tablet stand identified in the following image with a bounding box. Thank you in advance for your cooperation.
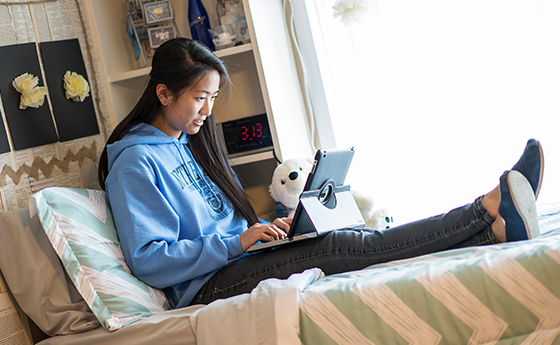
[298,179,365,234]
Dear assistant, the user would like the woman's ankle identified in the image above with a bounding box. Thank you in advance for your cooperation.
[482,185,500,218]
[492,216,506,243]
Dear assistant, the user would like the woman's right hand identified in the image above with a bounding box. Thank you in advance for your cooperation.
[239,218,292,252]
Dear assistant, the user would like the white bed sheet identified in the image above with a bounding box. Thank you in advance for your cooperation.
[190,268,323,344]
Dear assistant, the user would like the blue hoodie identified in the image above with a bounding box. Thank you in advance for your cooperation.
[106,123,247,308]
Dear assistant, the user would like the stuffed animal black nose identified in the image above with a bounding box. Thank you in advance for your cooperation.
[288,171,299,180]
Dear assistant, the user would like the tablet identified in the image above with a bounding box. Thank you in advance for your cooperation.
[247,147,359,252]
[288,147,355,237]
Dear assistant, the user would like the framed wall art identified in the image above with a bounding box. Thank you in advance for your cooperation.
[143,0,173,24]
[148,25,176,48]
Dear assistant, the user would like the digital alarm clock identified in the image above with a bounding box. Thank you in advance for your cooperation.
[218,113,274,157]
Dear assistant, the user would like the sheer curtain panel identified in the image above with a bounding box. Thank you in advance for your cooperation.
[293,0,560,225]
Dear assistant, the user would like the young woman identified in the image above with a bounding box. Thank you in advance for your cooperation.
[99,38,544,309]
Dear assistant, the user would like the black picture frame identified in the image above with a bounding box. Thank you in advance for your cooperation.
[148,25,176,48]
[143,0,173,24]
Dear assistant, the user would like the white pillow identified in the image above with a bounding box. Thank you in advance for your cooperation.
[29,187,170,331]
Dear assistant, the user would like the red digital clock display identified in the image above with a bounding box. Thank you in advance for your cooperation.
[241,123,263,141]
[220,113,273,156]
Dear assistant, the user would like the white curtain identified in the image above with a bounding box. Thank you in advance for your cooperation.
[307,0,560,225]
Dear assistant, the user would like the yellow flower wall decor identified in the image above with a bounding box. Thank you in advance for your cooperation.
[63,71,90,102]
[12,73,48,110]
[332,0,370,26]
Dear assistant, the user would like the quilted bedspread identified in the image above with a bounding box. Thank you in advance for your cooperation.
[298,203,560,344]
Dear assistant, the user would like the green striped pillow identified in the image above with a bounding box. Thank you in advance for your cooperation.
[29,187,170,331]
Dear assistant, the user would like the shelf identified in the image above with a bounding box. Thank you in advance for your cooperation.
[108,43,254,84]
[108,67,151,83]
[215,42,254,58]
[228,150,275,166]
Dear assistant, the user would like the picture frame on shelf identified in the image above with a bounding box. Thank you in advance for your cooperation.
[143,0,173,24]
[148,25,176,48]
[127,0,179,66]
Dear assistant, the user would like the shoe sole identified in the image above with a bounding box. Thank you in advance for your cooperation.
[534,141,544,199]
[508,171,539,239]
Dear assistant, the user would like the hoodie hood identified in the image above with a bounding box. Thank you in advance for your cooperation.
[107,123,189,172]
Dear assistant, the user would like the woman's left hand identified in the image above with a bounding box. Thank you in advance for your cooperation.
[270,217,292,234]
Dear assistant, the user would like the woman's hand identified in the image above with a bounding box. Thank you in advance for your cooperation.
[239,217,293,252]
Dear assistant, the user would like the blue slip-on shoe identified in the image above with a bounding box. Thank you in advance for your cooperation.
[512,139,544,199]
[498,170,539,242]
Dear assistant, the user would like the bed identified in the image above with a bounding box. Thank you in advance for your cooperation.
[0,186,559,344]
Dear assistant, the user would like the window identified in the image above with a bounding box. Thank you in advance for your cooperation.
[291,0,560,225]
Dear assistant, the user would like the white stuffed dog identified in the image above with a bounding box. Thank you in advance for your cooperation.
[269,158,313,217]
[369,208,394,230]
[269,158,393,229]
[349,189,394,229]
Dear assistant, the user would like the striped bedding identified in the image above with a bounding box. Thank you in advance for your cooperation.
[298,202,560,344]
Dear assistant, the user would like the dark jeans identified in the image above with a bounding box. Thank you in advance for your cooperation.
[189,196,497,305]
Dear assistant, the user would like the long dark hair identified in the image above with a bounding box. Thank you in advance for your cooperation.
[98,38,258,225]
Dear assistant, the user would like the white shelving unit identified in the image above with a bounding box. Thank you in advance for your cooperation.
[107,43,254,83]
[228,150,274,166]
[82,0,313,218]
